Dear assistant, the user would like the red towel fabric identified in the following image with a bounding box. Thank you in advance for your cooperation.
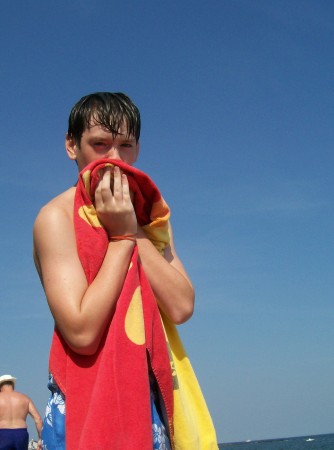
[49,159,174,450]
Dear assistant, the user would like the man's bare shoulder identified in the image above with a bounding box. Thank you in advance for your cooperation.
[0,391,30,404]
[12,391,30,402]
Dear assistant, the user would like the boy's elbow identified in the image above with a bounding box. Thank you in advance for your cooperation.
[64,330,100,356]
[71,344,99,356]
[173,304,194,325]
[171,291,195,325]
[69,341,99,356]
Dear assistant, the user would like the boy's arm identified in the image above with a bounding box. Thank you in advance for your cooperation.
[136,223,194,324]
[33,167,137,355]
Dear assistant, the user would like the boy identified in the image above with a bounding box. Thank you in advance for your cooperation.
[34,92,218,450]
[34,92,195,450]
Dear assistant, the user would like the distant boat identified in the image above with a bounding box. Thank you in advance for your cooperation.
[305,438,315,442]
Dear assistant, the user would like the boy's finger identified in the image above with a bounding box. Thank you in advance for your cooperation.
[112,166,122,198]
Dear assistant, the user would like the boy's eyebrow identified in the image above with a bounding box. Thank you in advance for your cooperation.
[114,134,136,141]
[122,137,136,141]
[90,135,136,142]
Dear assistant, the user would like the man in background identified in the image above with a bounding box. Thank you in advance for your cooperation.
[0,374,42,450]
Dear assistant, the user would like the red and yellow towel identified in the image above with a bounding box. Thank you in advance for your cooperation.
[49,158,218,450]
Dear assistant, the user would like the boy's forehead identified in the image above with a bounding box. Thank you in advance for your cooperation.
[86,122,135,139]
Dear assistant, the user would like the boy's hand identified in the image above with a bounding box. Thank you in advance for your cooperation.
[95,166,137,237]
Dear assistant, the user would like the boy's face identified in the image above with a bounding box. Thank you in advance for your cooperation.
[66,121,139,171]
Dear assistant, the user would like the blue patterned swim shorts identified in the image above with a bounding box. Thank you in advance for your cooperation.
[41,375,171,450]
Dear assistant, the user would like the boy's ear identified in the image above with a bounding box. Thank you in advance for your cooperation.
[65,133,77,161]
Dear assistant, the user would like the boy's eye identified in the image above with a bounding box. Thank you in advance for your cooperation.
[94,142,107,148]
[121,143,132,148]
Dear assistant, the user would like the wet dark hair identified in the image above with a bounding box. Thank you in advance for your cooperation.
[67,92,141,144]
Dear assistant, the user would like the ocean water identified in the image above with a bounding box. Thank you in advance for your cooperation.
[219,433,334,450]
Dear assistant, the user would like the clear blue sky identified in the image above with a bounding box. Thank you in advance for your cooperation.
[0,0,333,444]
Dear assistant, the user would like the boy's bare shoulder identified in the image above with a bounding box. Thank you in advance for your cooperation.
[34,187,75,227]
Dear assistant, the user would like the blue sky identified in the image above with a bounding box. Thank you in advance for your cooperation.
[0,0,333,444]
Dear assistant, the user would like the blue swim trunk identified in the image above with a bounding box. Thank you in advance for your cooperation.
[42,374,171,450]
[0,428,29,450]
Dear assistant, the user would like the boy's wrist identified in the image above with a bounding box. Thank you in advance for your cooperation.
[108,233,137,242]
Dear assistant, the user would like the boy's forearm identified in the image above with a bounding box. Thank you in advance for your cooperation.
[54,239,136,355]
[136,234,194,324]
